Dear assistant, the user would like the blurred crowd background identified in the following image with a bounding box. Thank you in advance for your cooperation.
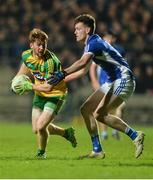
[0,0,153,123]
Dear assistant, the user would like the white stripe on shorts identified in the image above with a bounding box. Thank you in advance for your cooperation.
[114,78,126,96]
[99,78,135,101]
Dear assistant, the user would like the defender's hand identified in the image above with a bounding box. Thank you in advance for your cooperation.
[47,71,67,85]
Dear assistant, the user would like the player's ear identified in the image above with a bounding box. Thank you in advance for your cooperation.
[86,27,91,34]
[30,42,33,49]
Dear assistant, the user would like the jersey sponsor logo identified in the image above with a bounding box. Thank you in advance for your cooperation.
[32,72,45,81]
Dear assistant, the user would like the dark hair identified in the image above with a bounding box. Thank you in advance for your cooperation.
[29,28,48,43]
[74,14,96,35]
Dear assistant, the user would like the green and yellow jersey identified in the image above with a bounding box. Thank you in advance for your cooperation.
[22,49,67,97]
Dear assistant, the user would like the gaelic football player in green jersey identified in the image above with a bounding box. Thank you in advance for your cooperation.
[13,28,77,158]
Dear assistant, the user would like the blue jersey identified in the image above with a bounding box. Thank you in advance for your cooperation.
[84,34,134,84]
[97,42,126,85]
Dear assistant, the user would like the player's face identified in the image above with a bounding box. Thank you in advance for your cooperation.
[30,39,47,58]
[74,22,90,42]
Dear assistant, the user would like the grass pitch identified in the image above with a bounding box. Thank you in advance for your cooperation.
[0,121,153,179]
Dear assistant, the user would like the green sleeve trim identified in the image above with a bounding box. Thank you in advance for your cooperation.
[22,49,32,63]
[44,51,62,79]
[51,53,62,71]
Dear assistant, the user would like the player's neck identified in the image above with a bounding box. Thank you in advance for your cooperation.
[85,34,90,45]
[32,52,42,60]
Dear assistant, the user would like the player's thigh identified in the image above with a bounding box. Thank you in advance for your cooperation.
[107,95,124,114]
[96,91,124,116]
[107,77,134,114]
[81,89,105,112]
[37,95,66,130]
[97,78,134,115]
[95,82,115,114]
[44,95,66,115]
[32,107,42,133]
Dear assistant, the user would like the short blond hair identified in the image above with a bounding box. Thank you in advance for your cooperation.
[29,28,48,42]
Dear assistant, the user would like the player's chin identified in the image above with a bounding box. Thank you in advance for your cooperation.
[38,52,44,57]
[76,37,81,42]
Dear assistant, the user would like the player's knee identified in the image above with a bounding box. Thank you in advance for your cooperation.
[95,108,108,122]
[36,123,46,132]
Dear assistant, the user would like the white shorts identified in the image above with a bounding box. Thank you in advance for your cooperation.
[99,78,136,101]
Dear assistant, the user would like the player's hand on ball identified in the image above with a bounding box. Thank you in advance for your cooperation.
[11,74,33,95]
[47,71,67,85]
[12,82,24,94]
[16,81,33,95]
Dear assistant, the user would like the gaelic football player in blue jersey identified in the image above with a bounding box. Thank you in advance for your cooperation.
[89,30,126,141]
[12,28,77,158]
[47,14,145,159]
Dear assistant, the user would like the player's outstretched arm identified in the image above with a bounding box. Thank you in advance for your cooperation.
[64,63,91,83]
[65,53,92,75]
[47,53,92,85]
